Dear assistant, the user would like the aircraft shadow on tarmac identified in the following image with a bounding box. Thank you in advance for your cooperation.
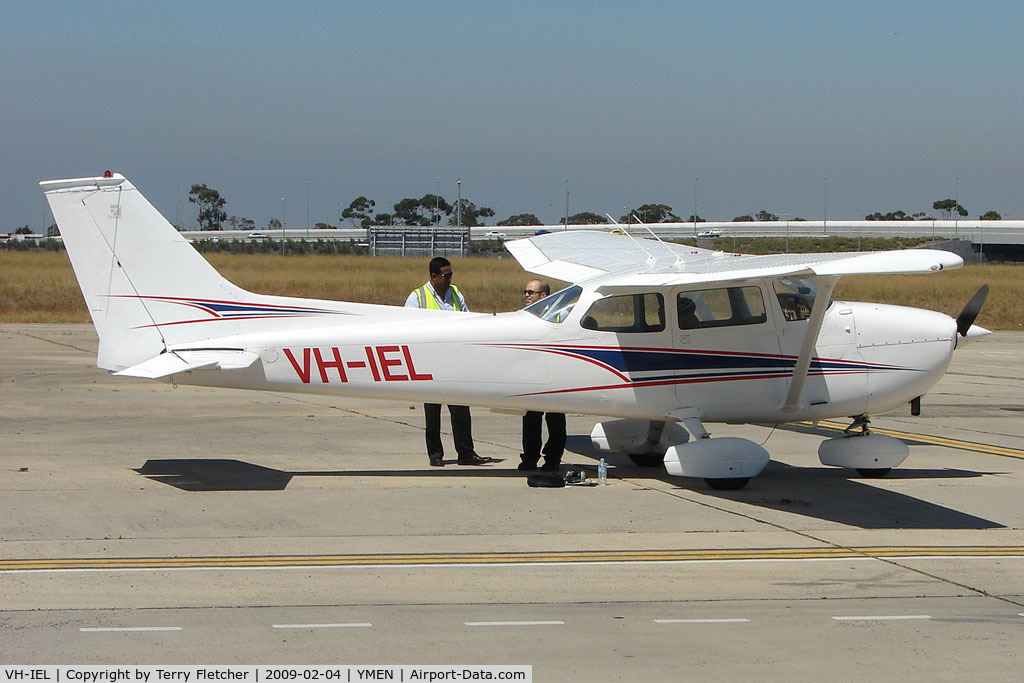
[134,457,516,492]
[563,435,1006,531]
[136,441,1004,531]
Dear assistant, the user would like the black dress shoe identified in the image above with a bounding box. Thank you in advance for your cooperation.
[457,454,494,465]
[540,460,561,472]
[518,453,539,471]
[429,456,445,467]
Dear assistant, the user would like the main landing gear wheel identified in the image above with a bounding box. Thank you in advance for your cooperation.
[856,467,892,478]
[628,453,664,467]
[705,477,750,491]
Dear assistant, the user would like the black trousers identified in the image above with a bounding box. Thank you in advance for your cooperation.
[522,411,567,465]
[424,403,475,459]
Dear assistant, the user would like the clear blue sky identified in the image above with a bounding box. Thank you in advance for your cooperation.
[3,1,1023,231]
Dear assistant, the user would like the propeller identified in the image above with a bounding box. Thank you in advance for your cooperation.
[955,284,990,337]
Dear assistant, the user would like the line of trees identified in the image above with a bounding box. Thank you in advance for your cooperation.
[861,201,1000,222]
[175,184,1006,232]
[341,193,494,228]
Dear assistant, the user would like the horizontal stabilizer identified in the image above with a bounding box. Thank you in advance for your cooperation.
[115,349,260,379]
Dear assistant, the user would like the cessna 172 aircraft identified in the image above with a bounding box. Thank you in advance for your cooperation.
[41,172,989,489]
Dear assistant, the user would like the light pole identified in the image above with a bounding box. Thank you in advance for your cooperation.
[434,180,441,227]
[564,179,569,230]
[456,178,462,228]
[306,181,310,241]
[823,177,828,235]
[778,211,791,253]
[175,183,180,229]
[853,208,864,249]
[693,177,699,234]
[954,176,959,236]
[281,197,286,254]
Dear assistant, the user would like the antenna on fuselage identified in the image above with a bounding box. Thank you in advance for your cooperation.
[630,213,687,269]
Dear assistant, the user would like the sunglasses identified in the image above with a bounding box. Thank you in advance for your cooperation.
[436,272,453,280]
[523,289,539,295]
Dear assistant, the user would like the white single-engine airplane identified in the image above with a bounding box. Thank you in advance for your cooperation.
[41,173,990,489]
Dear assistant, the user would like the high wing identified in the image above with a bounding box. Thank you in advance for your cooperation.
[507,229,966,418]
[505,230,963,287]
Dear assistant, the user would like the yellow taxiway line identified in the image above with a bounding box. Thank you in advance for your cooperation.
[5,427,1019,573]
[3,546,1024,572]
[807,420,1024,459]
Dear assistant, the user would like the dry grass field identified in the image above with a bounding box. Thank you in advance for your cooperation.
[1,250,1020,329]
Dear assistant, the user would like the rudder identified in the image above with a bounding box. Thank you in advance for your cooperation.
[41,173,251,371]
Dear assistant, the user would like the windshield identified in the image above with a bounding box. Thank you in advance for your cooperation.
[524,285,581,323]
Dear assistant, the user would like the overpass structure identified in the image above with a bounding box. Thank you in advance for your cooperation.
[177,220,1024,260]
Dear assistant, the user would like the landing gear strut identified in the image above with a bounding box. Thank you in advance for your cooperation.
[844,415,871,436]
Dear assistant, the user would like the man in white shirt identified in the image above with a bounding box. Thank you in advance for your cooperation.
[519,279,566,472]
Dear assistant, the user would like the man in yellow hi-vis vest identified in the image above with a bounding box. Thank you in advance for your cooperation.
[404,257,493,467]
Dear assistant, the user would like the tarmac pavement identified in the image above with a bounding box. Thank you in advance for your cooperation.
[1,325,1022,680]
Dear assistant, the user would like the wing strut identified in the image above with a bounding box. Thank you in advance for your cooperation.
[781,276,839,413]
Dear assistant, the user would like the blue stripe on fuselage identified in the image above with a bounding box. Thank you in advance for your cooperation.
[557,347,897,374]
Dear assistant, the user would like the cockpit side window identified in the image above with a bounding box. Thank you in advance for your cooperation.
[580,293,665,333]
[676,286,766,329]
[524,285,581,323]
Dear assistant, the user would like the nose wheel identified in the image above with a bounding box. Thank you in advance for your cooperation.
[705,477,751,490]
[856,467,892,478]
[843,417,892,477]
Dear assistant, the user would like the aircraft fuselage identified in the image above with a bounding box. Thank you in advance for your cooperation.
[160,283,957,426]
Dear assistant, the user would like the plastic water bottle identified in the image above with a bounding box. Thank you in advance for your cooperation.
[598,458,607,486]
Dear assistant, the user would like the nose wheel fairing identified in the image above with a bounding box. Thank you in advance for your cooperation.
[818,417,909,476]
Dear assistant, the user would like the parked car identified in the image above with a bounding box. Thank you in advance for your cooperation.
[484,231,506,239]
[696,230,721,239]
[248,232,268,240]
[534,229,551,235]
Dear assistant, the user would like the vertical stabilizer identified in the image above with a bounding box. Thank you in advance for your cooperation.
[40,173,251,371]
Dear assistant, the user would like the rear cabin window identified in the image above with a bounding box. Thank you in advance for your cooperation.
[677,286,766,329]
[581,293,665,333]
